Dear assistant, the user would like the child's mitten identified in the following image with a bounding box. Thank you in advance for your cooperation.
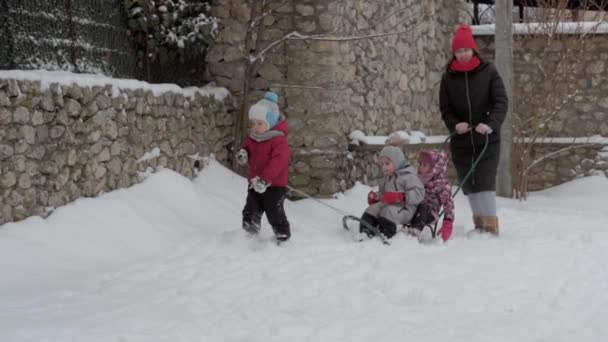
[367,191,379,205]
[236,149,248,165]
[381,192,405,204]
[251,177,269,194]
[437,219,453,241]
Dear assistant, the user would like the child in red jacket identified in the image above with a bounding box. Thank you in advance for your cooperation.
[236,92,291,242]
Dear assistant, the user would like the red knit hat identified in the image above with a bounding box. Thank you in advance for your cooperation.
[451,24,477,53]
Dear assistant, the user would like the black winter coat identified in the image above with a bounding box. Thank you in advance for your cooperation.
[439,59,508,194]
[440,60,508,148]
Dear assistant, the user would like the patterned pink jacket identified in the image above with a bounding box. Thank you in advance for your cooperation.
[419,150,455,221]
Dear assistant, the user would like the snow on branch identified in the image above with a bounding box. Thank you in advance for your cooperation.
[349,130,446,146]
[473,22,608,35]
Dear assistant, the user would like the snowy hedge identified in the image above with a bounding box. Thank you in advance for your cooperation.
[124,0,220,67]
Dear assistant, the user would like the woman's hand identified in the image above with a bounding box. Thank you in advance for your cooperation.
[475,123,493,135]
[455,122,470,134]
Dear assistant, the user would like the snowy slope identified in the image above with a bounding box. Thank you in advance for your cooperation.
[1,160,607,342]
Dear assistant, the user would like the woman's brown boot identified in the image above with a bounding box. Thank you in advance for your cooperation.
[480,216,499,236]
[473,216,483,231]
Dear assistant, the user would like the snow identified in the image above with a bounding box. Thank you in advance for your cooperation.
[136,147,161,163]
[1,159,607,341]
[350,131,608,147]
[350,130,449,145]
[535,135,608,144]
[409,130,427,143]
[473,22,608,35]
[464,3,549,25]
[0,70,230,101]
[391,130,411,140]
[515,135,608,144]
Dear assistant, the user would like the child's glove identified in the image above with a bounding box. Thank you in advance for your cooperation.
[381,191,405,204]
[367,191,379,205]
[475,123,493,135]
[236,149,248,165]
[437,219,453,241]
[251,176,269,193]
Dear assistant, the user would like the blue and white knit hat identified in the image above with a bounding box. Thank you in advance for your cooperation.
[248,92,280,129]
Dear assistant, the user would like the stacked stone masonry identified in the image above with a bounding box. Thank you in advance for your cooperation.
[208,0,607,195]
[475,34,608,190]
[475,35,608,138]
[0,78,232,224]
[347,142,608,196]
[208,0,464,195]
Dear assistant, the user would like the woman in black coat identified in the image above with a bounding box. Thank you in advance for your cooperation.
[439,24,508,236]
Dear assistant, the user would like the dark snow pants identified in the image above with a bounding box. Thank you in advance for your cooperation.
[360,212,397,239]
[242,187,290,238]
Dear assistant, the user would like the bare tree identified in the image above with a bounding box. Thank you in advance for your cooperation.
[512,0,608,199]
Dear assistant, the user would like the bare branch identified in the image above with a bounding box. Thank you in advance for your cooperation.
[289,30,416,41]
[249,0,290,32]
[518,89,579,131]
[525,140,599,172]
[250,31,300,63]
[512,0,608,198]
[251,27,422,62]
[270,83,348,91]
[330,3,419,37]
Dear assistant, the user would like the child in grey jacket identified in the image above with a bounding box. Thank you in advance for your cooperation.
[361,145,425,238]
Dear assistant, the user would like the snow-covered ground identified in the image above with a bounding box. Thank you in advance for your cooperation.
[0,70,230,100]
[1,160,607,342]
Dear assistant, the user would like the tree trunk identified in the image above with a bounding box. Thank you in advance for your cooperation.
[495,0,513,198]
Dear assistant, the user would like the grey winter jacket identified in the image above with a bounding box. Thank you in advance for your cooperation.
[365,164,425,226]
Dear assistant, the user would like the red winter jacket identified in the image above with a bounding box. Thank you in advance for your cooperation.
[241,119,290,187]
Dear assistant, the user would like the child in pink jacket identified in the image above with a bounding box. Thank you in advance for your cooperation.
[411,149,455,241]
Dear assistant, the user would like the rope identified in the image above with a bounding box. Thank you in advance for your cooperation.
[430,133,490,237]
[286,132,490,241]
[286,185,354,218]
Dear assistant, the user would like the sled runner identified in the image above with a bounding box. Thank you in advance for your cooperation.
[342,215,390,245]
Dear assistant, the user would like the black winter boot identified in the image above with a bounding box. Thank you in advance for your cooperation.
[359,213,378,237]
[377,217,397,239]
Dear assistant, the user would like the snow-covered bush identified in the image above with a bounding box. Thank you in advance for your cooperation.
[124,0,220,68]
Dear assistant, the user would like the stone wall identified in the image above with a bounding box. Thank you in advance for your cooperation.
[207,1,608,197]
[522,143,608,191]
[475,34,608,138]
[0,77,232,224]
[347,141,608,195]
[474,33,608,190]
[207,0,464,195]
[347,141,456,187]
